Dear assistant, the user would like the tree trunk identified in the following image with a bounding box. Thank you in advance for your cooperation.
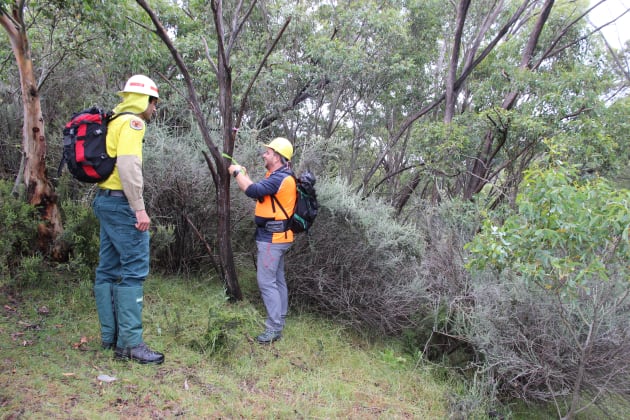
[214,0,242,299]
[462,0,555,201]
[444,0,471,123]
[359,0,530,200]
[1,6,66,260]
[135,0,242,299]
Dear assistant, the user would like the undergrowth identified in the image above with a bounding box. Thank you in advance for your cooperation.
[0,272,458,419]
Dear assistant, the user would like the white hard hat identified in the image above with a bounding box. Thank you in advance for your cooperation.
[118,75,159,98]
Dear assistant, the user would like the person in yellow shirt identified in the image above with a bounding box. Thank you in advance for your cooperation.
[229,137,297,344]
[92,75,164,364]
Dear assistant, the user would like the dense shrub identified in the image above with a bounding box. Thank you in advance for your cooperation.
[461,270,630,417]
[465,166,630,417]
[402,199,480,361]
[0,180,39,281]
[56,197,101,281]
[143,126,215,274]
[285,178,429,335]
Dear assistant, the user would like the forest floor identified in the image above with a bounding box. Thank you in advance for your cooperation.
[0,273,465,419]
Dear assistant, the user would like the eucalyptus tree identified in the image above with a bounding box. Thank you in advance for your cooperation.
[1,0,65,258]
[135,0,296,299]
[294,0,628,215]
[417,0,627,208]
[0,0,174,260]
[251,0,439,189]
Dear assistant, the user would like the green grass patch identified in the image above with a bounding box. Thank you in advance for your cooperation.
[1,273,452,418]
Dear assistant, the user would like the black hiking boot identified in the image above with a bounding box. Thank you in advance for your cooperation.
[115,343,164,365]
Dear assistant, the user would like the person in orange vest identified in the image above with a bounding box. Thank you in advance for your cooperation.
[229,137,297,344]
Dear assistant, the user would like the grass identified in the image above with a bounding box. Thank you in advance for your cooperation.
[0,271,453,419]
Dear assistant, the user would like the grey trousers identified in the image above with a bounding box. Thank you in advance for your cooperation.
[256,241,292,331]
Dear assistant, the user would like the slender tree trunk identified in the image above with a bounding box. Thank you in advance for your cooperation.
[135,0,241,299]
[394,172,422,216]
[360,0,530,199]
[444,0,471,123]
[1,6,66,260]
[214,0,241,300]
[463,0,555,200]
[137,0,287,299]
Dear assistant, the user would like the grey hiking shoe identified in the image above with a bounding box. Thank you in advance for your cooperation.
[256,329,282,344]
[115,343,165,365]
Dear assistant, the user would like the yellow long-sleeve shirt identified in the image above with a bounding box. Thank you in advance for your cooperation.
[98,114,146,211]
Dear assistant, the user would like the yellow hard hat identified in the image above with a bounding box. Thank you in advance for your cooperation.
[118,75,159,98]
[265,137,293,161]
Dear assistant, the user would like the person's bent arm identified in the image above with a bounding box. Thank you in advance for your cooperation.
[228,164,253,192]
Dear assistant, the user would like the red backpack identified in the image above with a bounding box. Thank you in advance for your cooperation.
[57,107,131,183]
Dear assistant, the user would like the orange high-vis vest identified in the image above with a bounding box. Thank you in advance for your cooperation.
[254,174,296,243]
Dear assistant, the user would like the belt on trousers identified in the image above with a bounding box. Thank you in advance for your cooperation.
[99,189,125,197]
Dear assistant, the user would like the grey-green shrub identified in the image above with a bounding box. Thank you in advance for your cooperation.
[56,198,101,280]
[143,125,217,274]
[463,167,630,416]
[460,269,630,417]
[0,180,39,282]
[285,177,428,335]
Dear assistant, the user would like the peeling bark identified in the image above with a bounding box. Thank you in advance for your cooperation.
[1,4,66,260]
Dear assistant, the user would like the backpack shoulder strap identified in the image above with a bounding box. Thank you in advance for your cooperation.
[270,173,297,220]
[107,111,134,123]
[271,194,290,219]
